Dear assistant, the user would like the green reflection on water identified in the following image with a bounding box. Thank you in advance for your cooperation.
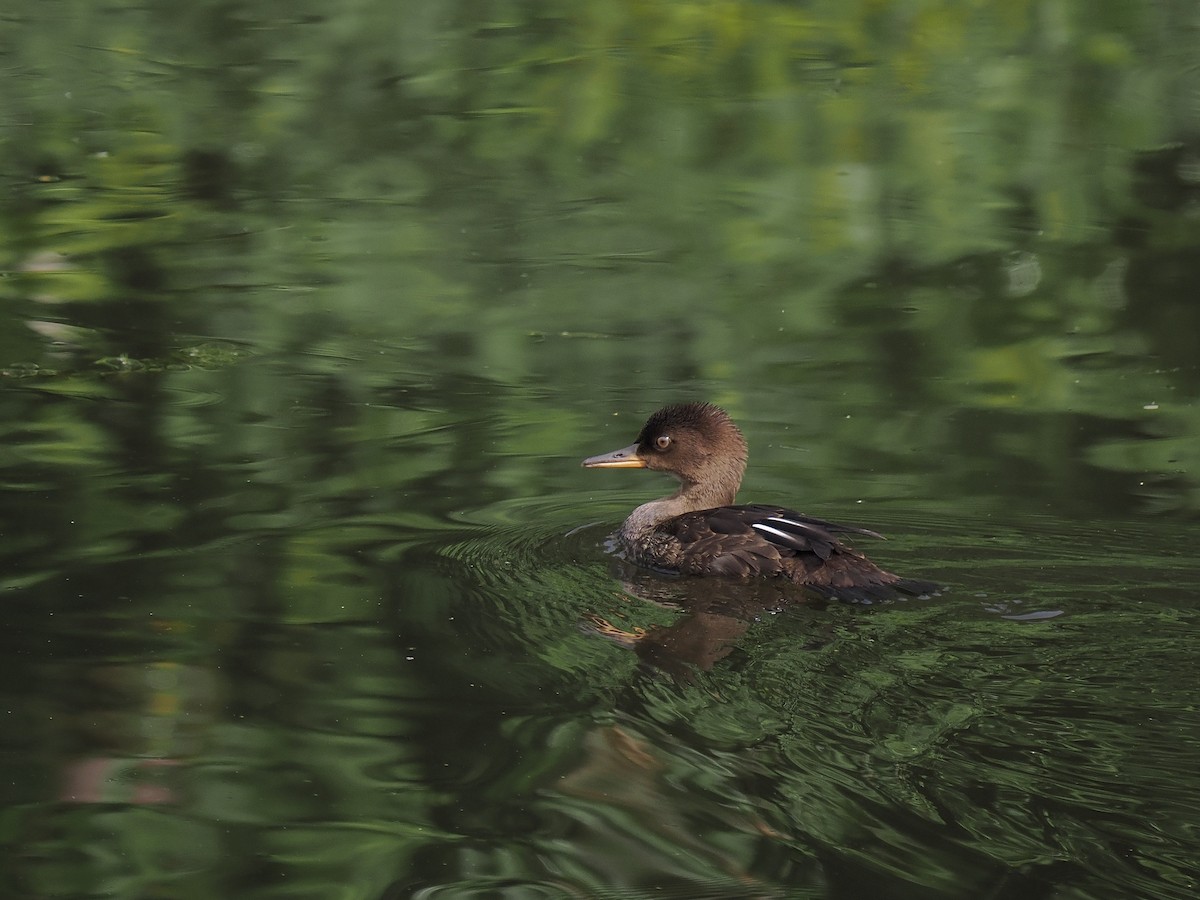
[2,1,1200,898]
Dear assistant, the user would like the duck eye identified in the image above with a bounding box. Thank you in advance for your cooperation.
[654,435,672,451]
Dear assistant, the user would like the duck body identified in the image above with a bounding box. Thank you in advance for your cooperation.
[583,402,937,602]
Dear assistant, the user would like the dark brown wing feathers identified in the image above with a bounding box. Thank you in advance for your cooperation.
[660,504,936,602]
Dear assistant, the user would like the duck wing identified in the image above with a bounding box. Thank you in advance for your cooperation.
[661,504,936,601]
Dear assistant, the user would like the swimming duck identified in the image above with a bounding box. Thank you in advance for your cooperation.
[582,402,937,602]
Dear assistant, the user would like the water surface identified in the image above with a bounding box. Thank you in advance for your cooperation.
[2,2,1200,898]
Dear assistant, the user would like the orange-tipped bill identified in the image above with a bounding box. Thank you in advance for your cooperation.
[582,443,645,468]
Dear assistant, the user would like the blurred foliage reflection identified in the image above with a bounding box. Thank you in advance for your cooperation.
[2,1,1200,899]
[2,0,1199,512]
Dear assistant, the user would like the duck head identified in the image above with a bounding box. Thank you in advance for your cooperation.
[582,402,748,506]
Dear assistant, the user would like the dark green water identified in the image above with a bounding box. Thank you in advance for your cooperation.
[3,2,1200,898]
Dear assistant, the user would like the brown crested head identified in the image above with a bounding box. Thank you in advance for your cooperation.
[582,402,749,508]
[633,402,748,486]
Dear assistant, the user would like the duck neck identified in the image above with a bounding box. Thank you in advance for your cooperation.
[621,466,743,540]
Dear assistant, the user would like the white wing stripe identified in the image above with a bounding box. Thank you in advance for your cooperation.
[752,523,796,543]
[765,516,807,530]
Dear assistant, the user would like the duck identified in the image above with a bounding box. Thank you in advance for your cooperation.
[582,402,938,602]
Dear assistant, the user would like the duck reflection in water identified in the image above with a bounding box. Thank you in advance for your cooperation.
[582,563,837,681]
[582,402,939,676]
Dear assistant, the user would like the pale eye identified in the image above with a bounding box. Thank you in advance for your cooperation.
[654,435,672,451]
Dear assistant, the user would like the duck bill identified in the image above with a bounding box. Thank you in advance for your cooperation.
[582,443,645,468]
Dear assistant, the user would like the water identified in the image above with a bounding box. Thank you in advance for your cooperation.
[8,362,1197,898]
[4,2,1200,898]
